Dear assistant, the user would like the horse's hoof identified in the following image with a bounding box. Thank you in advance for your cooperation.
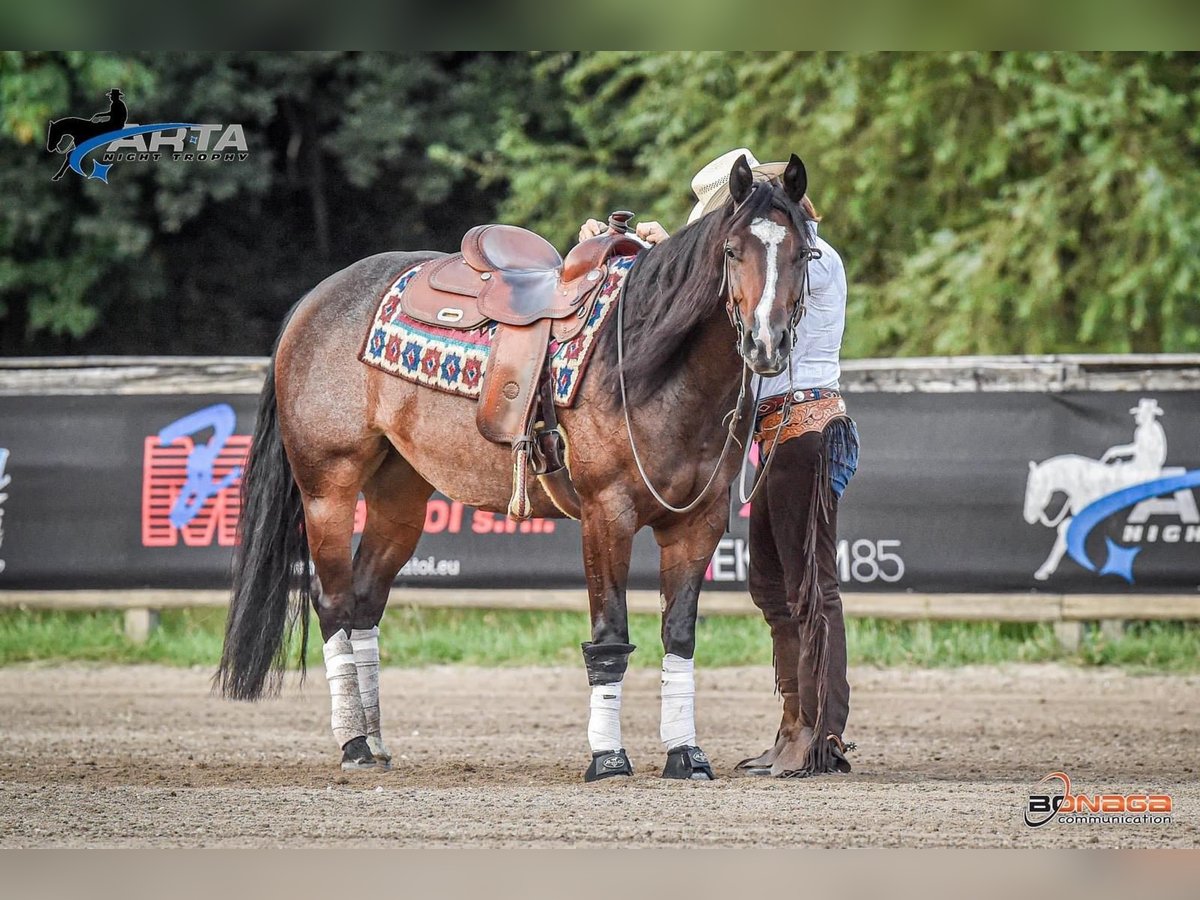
[584,749,633,782]
[340,735,377,771]
[662,745,716,781]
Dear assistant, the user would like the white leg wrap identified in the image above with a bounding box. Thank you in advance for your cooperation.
[323,629,367,749]
[350,627,382,734]
[587,682,623,752]
[660,653,697,749]
[350,626,390,761]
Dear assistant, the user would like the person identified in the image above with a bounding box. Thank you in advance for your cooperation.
[579,148,859,777]
[90,89,128,130]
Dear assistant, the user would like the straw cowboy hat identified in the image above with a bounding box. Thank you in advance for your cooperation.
[686,148,795,224]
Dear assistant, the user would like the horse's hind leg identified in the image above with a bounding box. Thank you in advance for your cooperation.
[298,446,431,771]
[350,450,433,767]
[294,452,377,769]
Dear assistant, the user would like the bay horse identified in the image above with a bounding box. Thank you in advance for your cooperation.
[217,153,816,780]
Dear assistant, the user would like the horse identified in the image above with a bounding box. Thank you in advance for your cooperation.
[46,109,125,181]
[216,153,816,781]
[1024,399,1167,580]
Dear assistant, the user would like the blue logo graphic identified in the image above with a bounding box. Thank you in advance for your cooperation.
[67,122,200,182]
[158,404,242,528]
[1066,470,1200,583]
[47,89,248,183]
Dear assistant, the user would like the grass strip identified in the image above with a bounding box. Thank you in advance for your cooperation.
[2,607,1198,672]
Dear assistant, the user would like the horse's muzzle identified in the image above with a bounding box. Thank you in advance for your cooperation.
[742,329,791,376]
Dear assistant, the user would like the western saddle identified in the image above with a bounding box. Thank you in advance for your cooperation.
[400,221,645,519]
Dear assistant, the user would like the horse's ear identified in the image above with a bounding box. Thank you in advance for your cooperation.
[729,154,753,206]
[1029,460,1037,471]
[783,153,807,204]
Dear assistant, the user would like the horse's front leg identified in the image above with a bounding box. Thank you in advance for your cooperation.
[1035,517,1072,581]
[579,494,638,782]
[651,501,725,781]
[52,155,71,181]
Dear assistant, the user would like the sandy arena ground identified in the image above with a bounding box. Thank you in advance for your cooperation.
[0,663,1196,848]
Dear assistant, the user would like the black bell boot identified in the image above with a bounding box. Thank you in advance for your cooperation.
[662,745,715,780]
[584,748,634,782]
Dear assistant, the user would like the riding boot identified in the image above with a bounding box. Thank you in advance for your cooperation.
[735,623,800,773]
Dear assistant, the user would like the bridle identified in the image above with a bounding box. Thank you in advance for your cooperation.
[617,203,820,514]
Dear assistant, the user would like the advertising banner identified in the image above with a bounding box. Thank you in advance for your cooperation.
[1,389,1197,595]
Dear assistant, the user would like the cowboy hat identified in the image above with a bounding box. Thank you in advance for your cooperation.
[1129,398,1164,417]
[686,148,794,224]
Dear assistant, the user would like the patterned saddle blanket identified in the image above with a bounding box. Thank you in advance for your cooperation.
[361,254,635,407]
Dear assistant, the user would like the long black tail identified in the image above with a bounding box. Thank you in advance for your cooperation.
[216,352,313,700]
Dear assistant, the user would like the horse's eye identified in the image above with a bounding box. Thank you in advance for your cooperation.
[725,246,737,260]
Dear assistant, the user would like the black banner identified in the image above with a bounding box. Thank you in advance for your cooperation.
[1,390,1198,595]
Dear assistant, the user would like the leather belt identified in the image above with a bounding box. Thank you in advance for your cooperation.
[754,391,848,447]
[755,388,840,420]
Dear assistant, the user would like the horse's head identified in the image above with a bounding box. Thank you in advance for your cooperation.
[718,153,814,376]
[46,119,66,153]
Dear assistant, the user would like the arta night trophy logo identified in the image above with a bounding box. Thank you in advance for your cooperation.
[1023,398,1200,583]
[45,89,247,183]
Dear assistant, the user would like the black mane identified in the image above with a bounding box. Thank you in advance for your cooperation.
[599,181,813,406]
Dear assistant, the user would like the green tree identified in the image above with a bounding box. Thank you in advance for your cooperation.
[0,51,540,354]
[5,52,1199,358]
[495,51,1200,357]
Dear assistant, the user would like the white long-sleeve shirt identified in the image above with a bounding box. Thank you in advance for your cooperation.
[753,224,847,395]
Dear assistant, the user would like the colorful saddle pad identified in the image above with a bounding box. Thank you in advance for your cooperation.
[361,254,635,407]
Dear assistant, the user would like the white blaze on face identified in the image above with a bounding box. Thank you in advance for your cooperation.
[749,217,789,353]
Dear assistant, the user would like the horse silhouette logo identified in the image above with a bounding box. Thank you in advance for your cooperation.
[46,89,131,182]
[1024,398,1200,583]
[45,90,244,184]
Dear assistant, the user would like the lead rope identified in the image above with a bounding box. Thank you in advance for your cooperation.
[617,258,754,516]
[736,355,793,505]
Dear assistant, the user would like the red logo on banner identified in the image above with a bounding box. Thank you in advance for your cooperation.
[143,404,558,549]
[142,433,251,547]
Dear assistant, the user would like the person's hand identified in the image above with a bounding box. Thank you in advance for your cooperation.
[578,218,611,242]
[635,221,670,245]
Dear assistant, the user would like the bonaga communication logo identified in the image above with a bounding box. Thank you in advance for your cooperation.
[1023,398,1200,583]
[1025,772,1172,828]
[46,89,248,183]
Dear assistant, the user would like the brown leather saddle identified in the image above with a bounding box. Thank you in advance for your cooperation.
[401,223,644,519]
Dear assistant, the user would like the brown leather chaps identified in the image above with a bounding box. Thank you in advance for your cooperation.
[748,427,851,773]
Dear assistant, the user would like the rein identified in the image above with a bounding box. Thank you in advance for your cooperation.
[616,217,819,515]
[616,270,755,515]
[732,233,820,505]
